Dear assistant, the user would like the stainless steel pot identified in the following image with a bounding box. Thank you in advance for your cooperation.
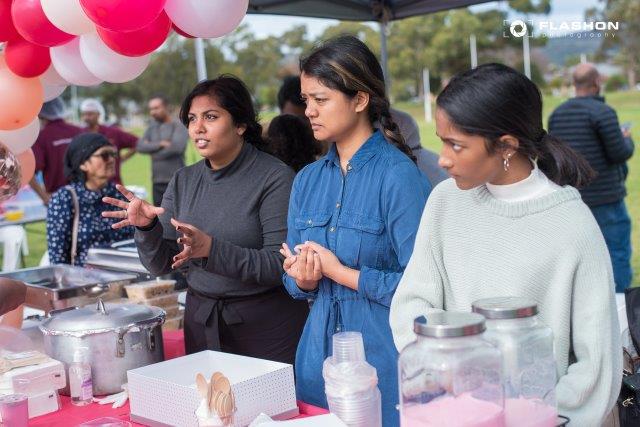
[39,300,165,395]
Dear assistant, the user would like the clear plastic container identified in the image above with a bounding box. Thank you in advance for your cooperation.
[398,312,504,427]
[473,297,557,427]
[323,332,381,427]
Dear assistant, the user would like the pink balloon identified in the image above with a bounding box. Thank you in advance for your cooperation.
[5,37,51,78]
[96,11,171,57]
[80,0,166,33]
[16,148,35,186]
[11,0,74,47]
[0,0,20,42]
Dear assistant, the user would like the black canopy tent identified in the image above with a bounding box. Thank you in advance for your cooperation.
[193,1,498,83]
[247,0,495,21]
[245,0,497,83]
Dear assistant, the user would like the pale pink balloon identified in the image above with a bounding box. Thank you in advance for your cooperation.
[16,148,35,186]
[50,38,102,86]
[80,32,150,83]
[41,0,94,36]
[164,0,248,38]
[0,118,39,155]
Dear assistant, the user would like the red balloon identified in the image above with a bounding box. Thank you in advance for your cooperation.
[0,0,20,42]
[97,11,171,57]
[5,38,51,78]
[11,0,74,47]
[80,0,166,33]
[172,23,194,39]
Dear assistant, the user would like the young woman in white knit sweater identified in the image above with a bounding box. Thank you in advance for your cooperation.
[390,63,621,426]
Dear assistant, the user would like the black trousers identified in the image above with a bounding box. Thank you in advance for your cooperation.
[184,287,309,365]
[152,182,168,207]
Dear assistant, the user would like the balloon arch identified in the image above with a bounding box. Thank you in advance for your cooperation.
[0,0,249,201]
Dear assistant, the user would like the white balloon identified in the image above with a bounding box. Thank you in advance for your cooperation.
[41,0,94,36]
[50,38,102,87]
[0,117,40,155]
[43,84,67,102]
[164,0,248,38]
[40,64,68,87]
[79,33,150,84]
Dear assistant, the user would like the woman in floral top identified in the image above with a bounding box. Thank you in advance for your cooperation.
[46,133,133,266]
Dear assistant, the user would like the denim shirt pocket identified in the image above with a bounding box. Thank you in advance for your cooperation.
[294,212,332,245]
[336,214,384,268]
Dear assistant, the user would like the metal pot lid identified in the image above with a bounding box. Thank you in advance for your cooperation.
[414,312,485,338]
[472,296,538,319]
[40,300,164,335]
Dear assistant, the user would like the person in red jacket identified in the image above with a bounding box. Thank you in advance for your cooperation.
[30,98,83,205]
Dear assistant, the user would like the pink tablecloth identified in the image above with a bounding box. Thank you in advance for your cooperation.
[30,330,328,426]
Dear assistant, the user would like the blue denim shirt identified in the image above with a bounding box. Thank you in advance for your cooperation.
[283,130,430,427]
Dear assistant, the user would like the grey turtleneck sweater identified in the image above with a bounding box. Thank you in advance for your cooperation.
[134,143,295,297]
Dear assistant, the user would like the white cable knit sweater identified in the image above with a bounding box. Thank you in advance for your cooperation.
[390,178,622,427]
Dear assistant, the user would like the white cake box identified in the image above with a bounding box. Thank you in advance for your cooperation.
[127,350,299,426]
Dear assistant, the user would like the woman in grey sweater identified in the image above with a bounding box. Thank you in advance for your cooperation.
[103,76,308,363]
[390,64,621,425]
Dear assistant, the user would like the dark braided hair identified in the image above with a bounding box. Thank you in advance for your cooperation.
[300,35,415,162]
[179,75,266,151]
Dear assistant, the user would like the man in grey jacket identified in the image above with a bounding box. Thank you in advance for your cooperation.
[137,95,189,206]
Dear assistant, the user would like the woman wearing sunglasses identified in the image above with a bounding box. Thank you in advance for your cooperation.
[46,133,134,266]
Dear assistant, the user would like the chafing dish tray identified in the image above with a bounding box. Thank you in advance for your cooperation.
[0,265,137,312]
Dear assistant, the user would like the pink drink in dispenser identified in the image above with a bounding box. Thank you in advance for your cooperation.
[398,312,505,427]
[473,297,558,427]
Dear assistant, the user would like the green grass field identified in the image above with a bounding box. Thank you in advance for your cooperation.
[20,91,640,285]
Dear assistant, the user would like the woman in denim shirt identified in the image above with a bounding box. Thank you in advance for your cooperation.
[280,36,431,427]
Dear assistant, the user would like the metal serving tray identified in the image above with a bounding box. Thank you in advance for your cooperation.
[0,265,137,312]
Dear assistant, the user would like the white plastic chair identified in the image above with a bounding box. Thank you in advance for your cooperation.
[0,225,29,271]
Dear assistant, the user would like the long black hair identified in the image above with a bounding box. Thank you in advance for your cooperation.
[266,114,319,172]
[179,75,266,151]
[300,35,415,162]
[436,63,595,188]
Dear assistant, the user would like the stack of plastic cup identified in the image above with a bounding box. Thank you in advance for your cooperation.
[323,332,381,427]
[0,393,29,427]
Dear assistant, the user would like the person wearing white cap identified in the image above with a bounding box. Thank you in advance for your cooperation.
[80,98,138,185]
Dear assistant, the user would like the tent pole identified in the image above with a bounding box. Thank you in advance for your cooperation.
[379,21,390,93]
[195,38,208,82]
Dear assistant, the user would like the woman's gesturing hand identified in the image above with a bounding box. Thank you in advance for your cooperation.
[169,218,213,269]
[280,243,321,291]
[102,184,165,229]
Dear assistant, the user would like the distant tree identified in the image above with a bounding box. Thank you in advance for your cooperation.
[590,0,640,88]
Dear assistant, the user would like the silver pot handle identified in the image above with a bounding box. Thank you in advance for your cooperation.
[83,283,109,297]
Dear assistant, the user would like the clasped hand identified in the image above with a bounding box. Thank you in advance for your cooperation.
[280,241,344,291]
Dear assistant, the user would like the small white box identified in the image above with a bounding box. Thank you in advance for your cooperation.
[128,351,299,427]
[28,389,61,418]
[0,359,66,395]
